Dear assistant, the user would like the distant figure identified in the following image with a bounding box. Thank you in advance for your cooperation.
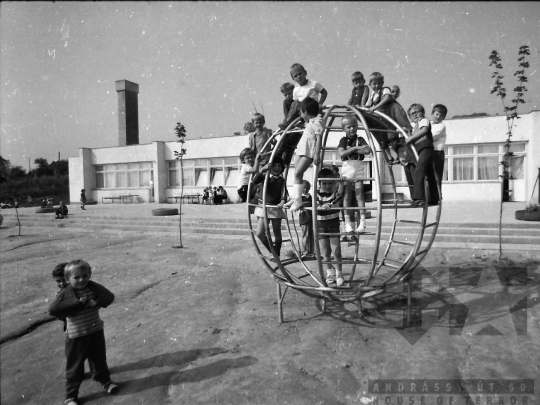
[218,186,228,204]
[46,197,54,207]
[14,199,20,208]
[80,189,86,210]
[41,198,48,208]
[202,187,210,205]
[55,201,69,219]
[214,186,224,205]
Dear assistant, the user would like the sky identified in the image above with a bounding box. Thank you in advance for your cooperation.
[1,1,539,169]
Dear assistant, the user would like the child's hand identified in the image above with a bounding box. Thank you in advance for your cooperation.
[86,299,97,308]
[79,297,89,304]
[405,137,413,145]
[322,203,331,211]
[276,202,285,209]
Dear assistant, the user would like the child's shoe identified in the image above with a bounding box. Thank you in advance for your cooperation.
[104,382,119,394]
[356,220,366,233]
[336,272,344,287]
[344,222,354,233]
[65,399,79,405]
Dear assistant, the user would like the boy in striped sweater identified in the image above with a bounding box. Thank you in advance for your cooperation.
[49,260,118,405]
[316,168,345,286]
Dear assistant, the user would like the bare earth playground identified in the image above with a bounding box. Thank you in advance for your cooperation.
[0,201,539,405]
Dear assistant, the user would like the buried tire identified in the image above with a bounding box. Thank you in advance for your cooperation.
[151,208,178,216]
[515,210,540,221]
[36,207,56,213]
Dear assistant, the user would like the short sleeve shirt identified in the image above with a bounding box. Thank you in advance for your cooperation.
[366,87,392,107]
[238,164,253,187]
[431,121,447,151]
[293,79,324,102]
[338,136,368,161]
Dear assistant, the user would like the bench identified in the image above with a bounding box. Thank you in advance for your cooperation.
[120,194,138,203]
[167,194,200,204]
[102,195,139,204]
[102,195,123,204]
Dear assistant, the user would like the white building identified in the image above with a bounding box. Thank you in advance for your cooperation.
[69,80,540,204]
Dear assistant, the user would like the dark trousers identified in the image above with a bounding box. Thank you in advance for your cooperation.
[279,132,304,166]
[433,150,445,197]
[404,164,415,197]
[412,148,439,204]
[237,186,248,202]
[65,329,111,400]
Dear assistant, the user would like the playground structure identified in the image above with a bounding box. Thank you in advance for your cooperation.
[247,105,442,323]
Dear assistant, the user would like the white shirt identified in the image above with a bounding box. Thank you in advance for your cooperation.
[238,164,254,188]
[293,79,324,102]
[431,121,447,151]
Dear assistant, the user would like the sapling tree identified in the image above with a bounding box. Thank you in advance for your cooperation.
[489,45,530,260]
[173,122,187,249]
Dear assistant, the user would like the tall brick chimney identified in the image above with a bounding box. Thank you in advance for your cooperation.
[116,80,139,146]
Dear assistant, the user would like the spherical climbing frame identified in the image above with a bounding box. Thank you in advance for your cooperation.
[247,105,442,324]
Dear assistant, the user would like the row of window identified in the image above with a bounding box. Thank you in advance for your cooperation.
[95,162,153,189]
[94,142,526,189]
[384,142,526,184]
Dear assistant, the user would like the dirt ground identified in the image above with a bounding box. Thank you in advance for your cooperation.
[1,226,539,405]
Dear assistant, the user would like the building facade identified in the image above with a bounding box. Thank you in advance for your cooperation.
[68,81,540,205]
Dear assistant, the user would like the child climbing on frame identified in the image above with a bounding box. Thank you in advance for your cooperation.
[278,64,328,170]
[252,156,288,257]
[366,73,413,164]
[237,148,261,203]
[338,115,372,233]
[283,97,324,212]
[405,103,439,207]
[316,167,344,287]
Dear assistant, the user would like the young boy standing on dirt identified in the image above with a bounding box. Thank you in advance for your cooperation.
[49,260,118,405]
[80,189,86,210]
[52,263,95,377]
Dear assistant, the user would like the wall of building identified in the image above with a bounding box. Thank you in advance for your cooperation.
[68,111,539,205]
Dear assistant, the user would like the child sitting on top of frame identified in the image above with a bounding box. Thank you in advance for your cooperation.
[348,71,370,107]
[277,64,328,168]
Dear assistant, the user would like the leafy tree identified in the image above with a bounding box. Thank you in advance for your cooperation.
[10,166,27,179]
[173,122,187,249]
[243,121,255,134]
[0,156,10,184]
[49,159,69,176]
[33,158,54,177]
[489,45,530,261]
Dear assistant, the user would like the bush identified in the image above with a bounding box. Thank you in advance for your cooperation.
[0,175,70,206]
